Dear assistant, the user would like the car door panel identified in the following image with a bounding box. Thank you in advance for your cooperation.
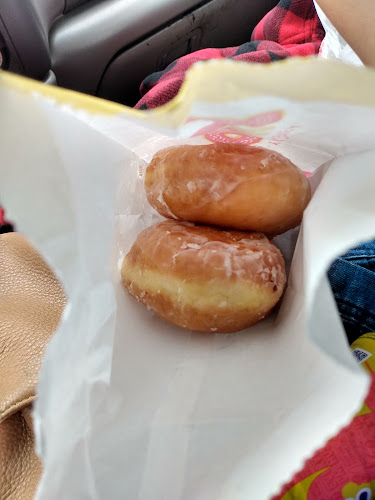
[97,0,278,106]
[0,0,279,104]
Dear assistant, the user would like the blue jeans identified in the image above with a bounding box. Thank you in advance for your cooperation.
[328,241,375,345]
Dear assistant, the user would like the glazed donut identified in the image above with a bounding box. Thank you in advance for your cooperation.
[121,220,286,333]
[145,143,311,235]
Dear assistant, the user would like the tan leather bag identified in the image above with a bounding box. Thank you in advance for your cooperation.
[0,233,66,500]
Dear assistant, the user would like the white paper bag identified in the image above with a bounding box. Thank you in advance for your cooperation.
[1,58,375,499]
[314,1,363,66]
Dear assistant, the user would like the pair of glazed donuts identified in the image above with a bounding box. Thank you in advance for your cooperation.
[121,143,311,333]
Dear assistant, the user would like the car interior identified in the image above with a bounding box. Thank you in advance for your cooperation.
[0,0,278,107]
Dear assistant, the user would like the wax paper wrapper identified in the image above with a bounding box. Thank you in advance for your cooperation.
[1,58,375,500]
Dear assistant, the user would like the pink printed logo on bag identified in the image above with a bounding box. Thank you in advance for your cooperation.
[189,110,284,145]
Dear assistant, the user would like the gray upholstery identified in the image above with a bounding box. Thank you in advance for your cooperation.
[0,0,279,105]
[97,0,279,105]
[64,0,90,13]
[0,0,51,79]
[31,0,64,34]
[50,0,209,95]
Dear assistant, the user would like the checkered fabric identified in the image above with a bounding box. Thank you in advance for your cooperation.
[0,207,13,233]
[135,0,324,110]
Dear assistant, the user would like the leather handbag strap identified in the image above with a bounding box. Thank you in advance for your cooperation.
[0,233,66,500]
[0,233,66,421]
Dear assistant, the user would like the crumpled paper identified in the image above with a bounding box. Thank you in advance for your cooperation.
[0,59,374,499]
[314,0,363,66]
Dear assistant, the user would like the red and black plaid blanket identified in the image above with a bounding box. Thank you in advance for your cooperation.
[0,208,13,234]
[135,0,324,110]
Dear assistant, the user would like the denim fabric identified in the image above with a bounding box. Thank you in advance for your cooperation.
[328,241,375,345]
